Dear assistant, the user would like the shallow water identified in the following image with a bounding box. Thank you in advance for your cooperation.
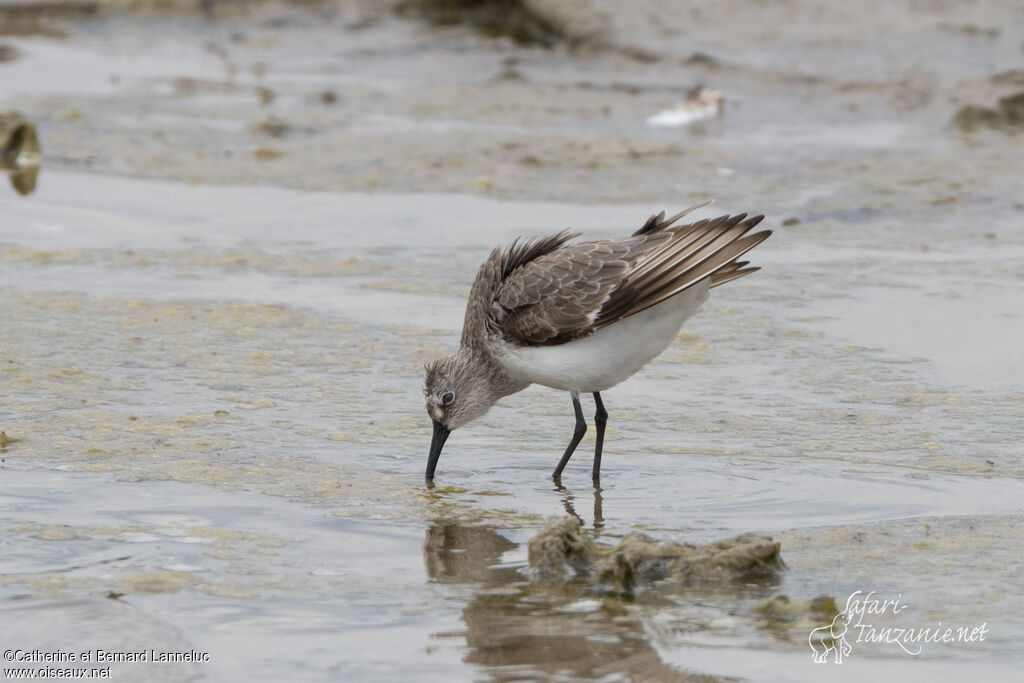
[3,2,1024,680]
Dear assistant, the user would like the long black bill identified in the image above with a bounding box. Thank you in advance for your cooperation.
[426,420,451,479]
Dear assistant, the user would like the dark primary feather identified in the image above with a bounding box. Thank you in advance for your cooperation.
[598,213,769,323]
[499,229,580,280]
[632,200,712,236]
[478,207,771,347]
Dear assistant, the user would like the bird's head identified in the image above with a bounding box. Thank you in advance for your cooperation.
[422,350,500,478]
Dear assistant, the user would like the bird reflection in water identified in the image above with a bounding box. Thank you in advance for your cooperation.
[422,494,695,681]
[421,474,789,680]
[556,480,604,536]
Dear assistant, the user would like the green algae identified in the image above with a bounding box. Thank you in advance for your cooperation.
[953,91,1024,132]
[528,516,783,592]
[0,430,22,450]
[395,0,578,48]
[0,111,41,195]
[756,594,840,639]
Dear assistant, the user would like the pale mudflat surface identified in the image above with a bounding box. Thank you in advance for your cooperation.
[2,2,1023,680]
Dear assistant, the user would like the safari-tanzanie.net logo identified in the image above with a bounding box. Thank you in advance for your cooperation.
[808,590,989,663]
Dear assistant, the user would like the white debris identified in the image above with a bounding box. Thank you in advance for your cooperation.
[555,599,603,614]
[646,86,724,127]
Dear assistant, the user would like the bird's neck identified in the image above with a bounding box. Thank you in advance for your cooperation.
[456,346,527,400]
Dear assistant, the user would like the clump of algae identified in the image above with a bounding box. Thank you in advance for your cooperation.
[528,516,783,592]
[756,594,840,637]
[0,430,22,450]
[953,91,1024,132]
[0,111,41,195]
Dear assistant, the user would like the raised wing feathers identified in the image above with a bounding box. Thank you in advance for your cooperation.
[595,213,768,324]
[499,229,580,280]
[633,200,713,236]
[484,208,771,346]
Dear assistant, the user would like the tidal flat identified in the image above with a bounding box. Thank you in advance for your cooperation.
[2,1,1024,680]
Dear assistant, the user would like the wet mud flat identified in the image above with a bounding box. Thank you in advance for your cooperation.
[3,0,1024,680]
[2,173,1024,680]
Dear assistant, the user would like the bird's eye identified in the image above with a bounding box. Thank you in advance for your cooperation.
[442,391,455,405]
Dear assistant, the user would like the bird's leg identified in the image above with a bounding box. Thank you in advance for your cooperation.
[552,390,587,479]
[592,392,607,480]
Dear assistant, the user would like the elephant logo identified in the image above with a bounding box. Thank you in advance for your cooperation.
[809,611,853,663]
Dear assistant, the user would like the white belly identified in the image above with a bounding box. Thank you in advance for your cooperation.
[498,281,710,392]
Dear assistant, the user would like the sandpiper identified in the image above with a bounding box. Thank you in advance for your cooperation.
[423,204,771,480]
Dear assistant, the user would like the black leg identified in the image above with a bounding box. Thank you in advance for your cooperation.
[592,392,607,480]
[552,390,587,479]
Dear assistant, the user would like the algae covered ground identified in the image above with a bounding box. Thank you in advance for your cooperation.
[2,1,1024,680]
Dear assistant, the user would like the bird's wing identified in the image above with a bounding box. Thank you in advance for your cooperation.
[485,210,771,346]
[492,235,667,345]
[596,212,770,325]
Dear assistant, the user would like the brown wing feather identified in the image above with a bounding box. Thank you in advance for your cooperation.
[623,214,754,300]
[623,229,770,316]
[494,237,664,344]
[633,200,713,236]
[709,265,760,288]
[596,214,770,325]
[478,208,770,347]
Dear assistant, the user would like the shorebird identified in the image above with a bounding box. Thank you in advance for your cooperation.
[423,204,771,480]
